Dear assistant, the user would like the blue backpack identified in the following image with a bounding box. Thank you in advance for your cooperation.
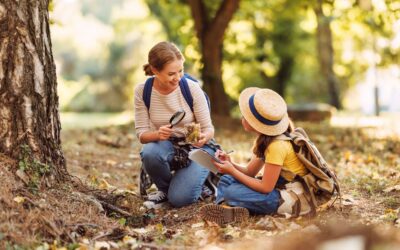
[142,73,210,112]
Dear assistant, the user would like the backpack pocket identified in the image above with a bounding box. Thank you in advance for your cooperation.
[277,181,314,218]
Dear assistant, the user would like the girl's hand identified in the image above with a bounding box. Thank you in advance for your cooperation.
[215,149,231,162]
[192,132,208,148]
[213,160,234,175]
[158,125,173,140]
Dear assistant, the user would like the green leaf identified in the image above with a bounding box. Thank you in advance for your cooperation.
[18,161,26,171]
[118,217,126,226]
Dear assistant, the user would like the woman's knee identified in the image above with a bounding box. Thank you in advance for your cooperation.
[141,143,160,160]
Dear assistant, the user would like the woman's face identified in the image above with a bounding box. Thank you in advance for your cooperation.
[153,59,184,90]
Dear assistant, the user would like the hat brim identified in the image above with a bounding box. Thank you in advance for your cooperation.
[239,87,289,136]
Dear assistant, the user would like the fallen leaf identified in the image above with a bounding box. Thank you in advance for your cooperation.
[94,241,110,250]
[96,135,123,148]
[122,235,137,245]
[98,179,115,190]
[344,151,353,162]
[255,216,276,230]
[132,228,148,234]
[124,162,133,167]
[16,169,29,184]
[102,172,111,178]
[191,222,205,228]
[129,154,139,159]
[383,184,400,193]
[13,196,25,203]
[341,194,356,206]
[106,160,117,166]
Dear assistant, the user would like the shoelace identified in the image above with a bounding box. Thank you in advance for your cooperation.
[148,191,166,202]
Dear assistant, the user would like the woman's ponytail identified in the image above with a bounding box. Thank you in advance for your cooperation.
[143,63,154,76]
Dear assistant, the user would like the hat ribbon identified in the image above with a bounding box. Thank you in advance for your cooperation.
[249,95,281,126]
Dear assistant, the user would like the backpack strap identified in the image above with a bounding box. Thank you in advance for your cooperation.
[143,77,154,110]
[143,74,210,112]
[180,73,211,112]
[179,75,195,112]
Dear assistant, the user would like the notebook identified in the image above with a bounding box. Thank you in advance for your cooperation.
[188,148,221,174]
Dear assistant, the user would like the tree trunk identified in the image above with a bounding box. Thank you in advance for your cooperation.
[0,0,67,182]
[275,57,294,98]
[315,0,341,109]
[188,0,240,116]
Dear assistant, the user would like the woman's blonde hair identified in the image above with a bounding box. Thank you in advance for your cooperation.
[143,41,184,76]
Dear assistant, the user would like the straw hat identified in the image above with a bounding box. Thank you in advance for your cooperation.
[239,87,289,136]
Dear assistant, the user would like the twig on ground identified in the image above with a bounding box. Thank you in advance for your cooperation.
[99,200,132,217]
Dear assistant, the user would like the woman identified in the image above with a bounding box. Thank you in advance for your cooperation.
[134,41,216,208]
[200,87,309,224]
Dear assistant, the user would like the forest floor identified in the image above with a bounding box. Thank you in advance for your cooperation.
[1,115,400,249]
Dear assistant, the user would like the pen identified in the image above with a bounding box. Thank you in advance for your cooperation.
[225,150,234,154]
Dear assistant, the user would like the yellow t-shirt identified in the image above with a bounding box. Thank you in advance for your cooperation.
[265,140,308,181]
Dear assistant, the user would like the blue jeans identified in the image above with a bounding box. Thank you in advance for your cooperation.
[215,175,284,215]
[140,140,216,208]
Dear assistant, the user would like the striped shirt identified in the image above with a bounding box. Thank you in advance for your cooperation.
[134,78,214,139]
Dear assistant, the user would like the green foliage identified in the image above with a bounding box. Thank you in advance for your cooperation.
[81,0,125,24]
[52,0,399,112]
[383,196,400,209]
[224,0,319,101]
[119,217,127,226]
[144,0,200,72]
[67,243,80,250]
[356,175,388,195]
[53,0,166,112]
[4,242,25,250]
[18,145,51,193]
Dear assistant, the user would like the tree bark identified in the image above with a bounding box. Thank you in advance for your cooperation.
[315,0,341,109]
[0,0,67,181]
[188,0,240,116]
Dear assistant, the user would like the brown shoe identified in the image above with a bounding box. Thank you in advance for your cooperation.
[200,204,249,224]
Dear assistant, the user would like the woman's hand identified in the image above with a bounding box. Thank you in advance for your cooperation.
[215,149,231,162]
[192,132,208,148]
[213,160,235,175]
[158,125,173,140]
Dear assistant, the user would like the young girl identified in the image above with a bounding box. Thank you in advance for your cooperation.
[200,87,309,224]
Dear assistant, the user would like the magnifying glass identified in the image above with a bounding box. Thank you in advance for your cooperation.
[169,110,186,128]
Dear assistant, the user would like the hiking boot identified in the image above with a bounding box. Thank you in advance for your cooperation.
[200,204,249,224]
[143,191,168,209]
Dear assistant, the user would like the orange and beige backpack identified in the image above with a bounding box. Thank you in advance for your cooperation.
[275,127,341,218]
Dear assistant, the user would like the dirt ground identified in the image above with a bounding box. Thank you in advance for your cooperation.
[1,116,400,249]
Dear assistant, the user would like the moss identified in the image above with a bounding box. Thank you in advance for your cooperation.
[18,145,52,193]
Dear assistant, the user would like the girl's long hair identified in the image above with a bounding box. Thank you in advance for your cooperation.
[252,119,295,158]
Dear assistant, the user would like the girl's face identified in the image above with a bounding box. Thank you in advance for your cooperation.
[241,117,258,133]
[153,59,184,90]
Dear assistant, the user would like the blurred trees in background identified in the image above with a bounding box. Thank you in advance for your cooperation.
[187,0,239,116]
[52,0,400,116]
[314,0,341,109]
